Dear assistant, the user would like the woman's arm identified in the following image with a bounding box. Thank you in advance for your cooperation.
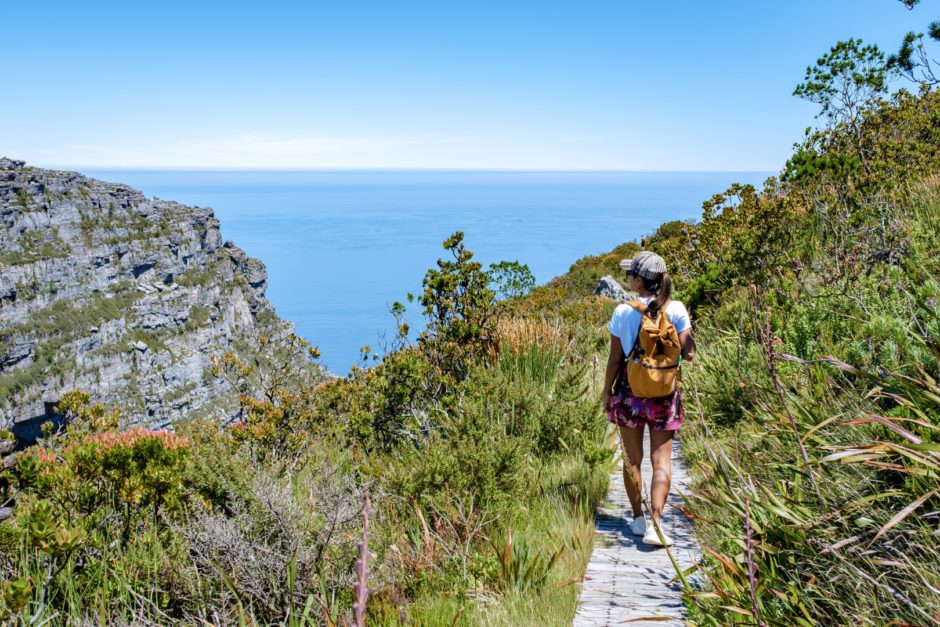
[679,329,695,362]
[603,334,624,411]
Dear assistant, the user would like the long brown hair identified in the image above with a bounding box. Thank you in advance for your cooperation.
[642,272,672,316]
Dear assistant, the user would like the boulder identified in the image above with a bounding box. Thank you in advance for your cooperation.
[594,275,629,302]
[0,157,26,170]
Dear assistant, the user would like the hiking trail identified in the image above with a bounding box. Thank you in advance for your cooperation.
[573,430,700,626]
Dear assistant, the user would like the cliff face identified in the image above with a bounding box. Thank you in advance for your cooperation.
[0,158,296,436]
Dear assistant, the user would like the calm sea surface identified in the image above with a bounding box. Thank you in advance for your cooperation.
[85,170,771,373]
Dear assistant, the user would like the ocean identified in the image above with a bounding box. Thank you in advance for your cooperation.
[84,170,772,374]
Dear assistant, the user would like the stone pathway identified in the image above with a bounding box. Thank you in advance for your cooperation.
[573,432,700,626]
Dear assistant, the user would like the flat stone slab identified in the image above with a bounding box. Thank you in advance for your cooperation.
[573,432,700,626]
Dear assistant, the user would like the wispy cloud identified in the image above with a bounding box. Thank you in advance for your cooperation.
[200,133,439,157]
[12,133,476,169]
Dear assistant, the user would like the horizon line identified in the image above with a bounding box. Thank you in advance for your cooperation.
[34,163,779,175]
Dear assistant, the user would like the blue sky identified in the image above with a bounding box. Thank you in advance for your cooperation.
[1,1,932,170]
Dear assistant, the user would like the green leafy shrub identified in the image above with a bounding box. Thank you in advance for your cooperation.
[489,260,536,300]
[418,231,501,380]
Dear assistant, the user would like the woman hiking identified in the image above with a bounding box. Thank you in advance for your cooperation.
[602,251,695,547]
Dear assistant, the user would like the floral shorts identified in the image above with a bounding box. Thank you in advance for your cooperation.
[608,369,684,431]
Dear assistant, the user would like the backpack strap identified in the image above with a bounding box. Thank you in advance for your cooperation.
[626,300,646,360]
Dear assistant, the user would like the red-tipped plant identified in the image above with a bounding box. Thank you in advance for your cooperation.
[353,492,371,627]
[743,494,767,627]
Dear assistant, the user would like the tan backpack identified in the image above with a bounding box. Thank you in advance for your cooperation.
[624,300,681,398]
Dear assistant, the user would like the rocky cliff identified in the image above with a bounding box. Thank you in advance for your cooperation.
[0,158,306,437]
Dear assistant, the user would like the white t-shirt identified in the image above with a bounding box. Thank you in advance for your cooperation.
[608,297,691,355]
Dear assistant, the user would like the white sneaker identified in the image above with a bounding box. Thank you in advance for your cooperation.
[642,524,674,547]
[628,516,647,537]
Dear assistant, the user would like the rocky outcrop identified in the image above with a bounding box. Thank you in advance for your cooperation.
[0,158,309,436]
[594,275,629,302]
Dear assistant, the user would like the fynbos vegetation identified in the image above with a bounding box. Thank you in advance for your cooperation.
[2,6,940,625]
[509,12,940,623]
[0,228,611,624]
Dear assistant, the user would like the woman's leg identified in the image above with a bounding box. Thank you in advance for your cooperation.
[648,428,675,524]
[618,425,644,517]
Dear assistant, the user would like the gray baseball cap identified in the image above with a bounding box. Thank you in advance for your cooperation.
[619,251,667,279]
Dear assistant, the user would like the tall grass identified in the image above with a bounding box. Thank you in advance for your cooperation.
[363,320,612,625]
[493,317,571,392]
[679,316,940,626]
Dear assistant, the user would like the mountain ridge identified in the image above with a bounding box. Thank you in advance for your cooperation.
[0,158,306,437]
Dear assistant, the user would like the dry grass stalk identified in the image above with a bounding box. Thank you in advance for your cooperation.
[492,317,570,358]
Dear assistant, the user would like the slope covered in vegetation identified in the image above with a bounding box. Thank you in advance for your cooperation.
[0,227,618,624]
[517,66,940,625]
